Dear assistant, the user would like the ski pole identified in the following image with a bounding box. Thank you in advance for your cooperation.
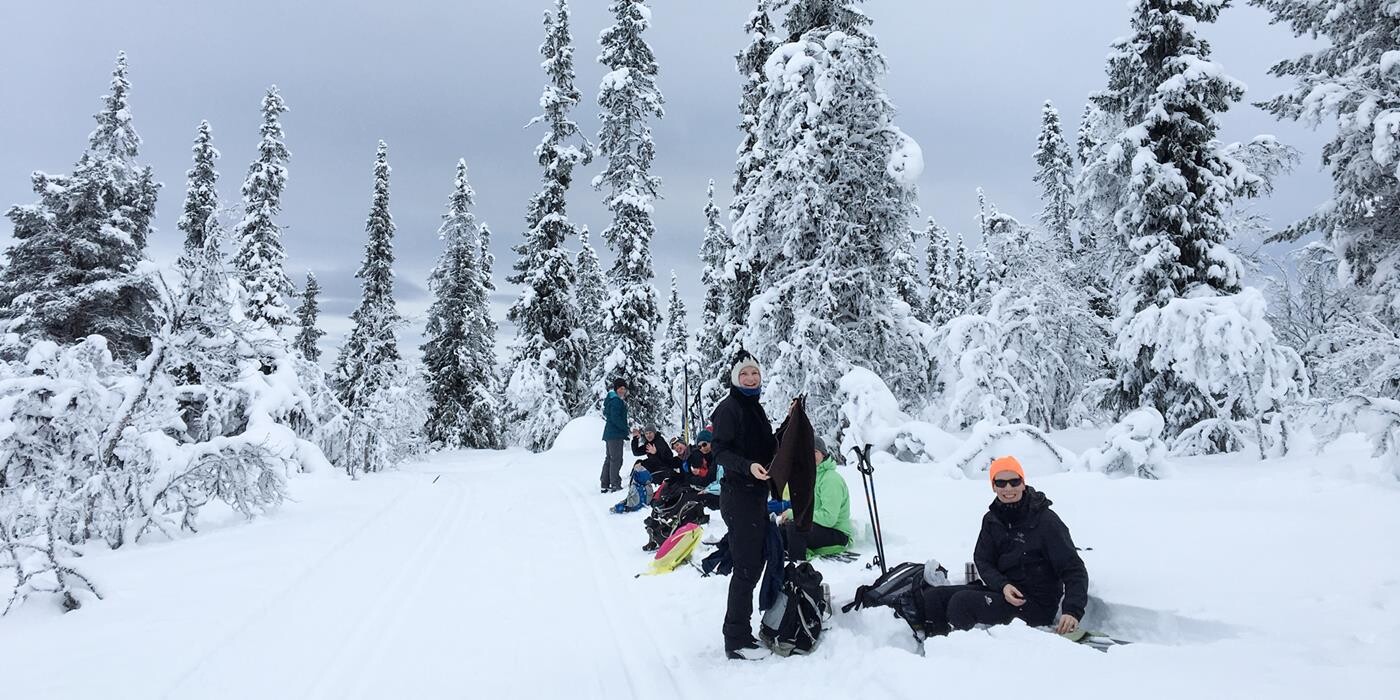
[863,445,888,575]
[852,444,887,575]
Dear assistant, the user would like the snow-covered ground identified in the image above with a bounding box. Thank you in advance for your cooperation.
[4,417,1398,699]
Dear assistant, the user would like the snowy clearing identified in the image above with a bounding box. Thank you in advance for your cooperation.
[3,417,1398,699]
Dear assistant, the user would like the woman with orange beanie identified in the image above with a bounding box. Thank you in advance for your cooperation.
[920,455,1088,636]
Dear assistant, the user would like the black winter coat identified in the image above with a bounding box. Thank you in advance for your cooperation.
[972,486,1089,620]
[710,387,778,488]
[631,434,674,473]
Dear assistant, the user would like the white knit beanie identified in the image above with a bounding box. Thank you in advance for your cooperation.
[729,350,762,387]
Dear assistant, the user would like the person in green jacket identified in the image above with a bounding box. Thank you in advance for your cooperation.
[776,436,853,558]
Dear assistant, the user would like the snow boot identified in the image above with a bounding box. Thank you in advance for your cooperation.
[725,643,772,661]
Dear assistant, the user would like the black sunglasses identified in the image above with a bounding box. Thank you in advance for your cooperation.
[992,478,1024,488]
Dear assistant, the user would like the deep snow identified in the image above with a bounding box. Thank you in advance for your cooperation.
[3,417,1398,699]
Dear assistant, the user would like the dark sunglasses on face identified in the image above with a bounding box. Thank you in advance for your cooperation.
[993,478,1024,488]
[698,442,711,448]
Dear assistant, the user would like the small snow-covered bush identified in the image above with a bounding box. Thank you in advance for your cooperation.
[946,421,1075,478]
[1080,407,1170,479]
[1306,395,1400,480]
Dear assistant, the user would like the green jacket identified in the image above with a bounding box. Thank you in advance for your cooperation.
[784,457,853,537]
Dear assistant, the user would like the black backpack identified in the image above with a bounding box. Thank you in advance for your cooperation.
[841,561,930,639]
[760,562,830,656]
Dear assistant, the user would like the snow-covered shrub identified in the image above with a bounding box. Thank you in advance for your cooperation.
[836,367,959,463]
[946,421,1076,479]
[504,351,572,453]
[1307,395,1400,480]
[1113,288,1308,456]
[1080,407,1170,479]
[934,307,1028,429]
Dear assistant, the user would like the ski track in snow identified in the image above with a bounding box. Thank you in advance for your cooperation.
[4,418,1400,699]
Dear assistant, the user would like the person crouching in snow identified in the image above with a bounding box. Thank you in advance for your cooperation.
[711,349,779,661]
[630,425,675,481]
[920,456,1088,637]
[774,436,852,559]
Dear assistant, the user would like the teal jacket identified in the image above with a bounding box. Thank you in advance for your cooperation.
[602,390,628,441]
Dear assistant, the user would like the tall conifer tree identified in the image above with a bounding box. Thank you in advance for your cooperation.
[292,272,324,362]
[0,52,161,359]
[335,142,401,413]
[594,0,666,428]
[504,0,594,451]
[233,86,293,329]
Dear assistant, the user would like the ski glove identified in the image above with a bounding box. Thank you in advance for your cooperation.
[767,499,791,514]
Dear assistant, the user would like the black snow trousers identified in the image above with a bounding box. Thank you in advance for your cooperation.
[720,481,768,651]
[920,584,1057,636]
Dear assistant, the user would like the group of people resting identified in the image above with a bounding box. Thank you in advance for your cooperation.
[600,350,1087,661]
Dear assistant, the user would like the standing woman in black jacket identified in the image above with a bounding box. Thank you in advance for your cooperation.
[711,350,779,660]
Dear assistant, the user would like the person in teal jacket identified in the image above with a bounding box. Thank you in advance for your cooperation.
[775,436,852,558]
[600,378,630,493]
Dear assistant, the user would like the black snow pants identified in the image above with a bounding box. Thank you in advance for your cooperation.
[920,584,1057,636]
[720,481,767,651]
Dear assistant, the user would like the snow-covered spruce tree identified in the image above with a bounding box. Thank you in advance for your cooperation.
[695,179,732,409]
[594,0,666,429]
[1033,100,1076,250]
[1252,0,1400,326]
[972,189,1007,304]
[0,52,161,360]
[232,86,293,330]
[177,121,221,274]
[924,218,959,326]
[574,227,607,386]
[505,0,593,452]
[1100,0,1305,454]
[660,272,697,434]
[292,272,324,362]
[954,233,977,312]
[1075,102,1105,169]
[169,120,236,401]
[334,142,416,471]
[720,1,778,387]
[740,0,931,432]
[422,159,502,449]
[892,224,928,322]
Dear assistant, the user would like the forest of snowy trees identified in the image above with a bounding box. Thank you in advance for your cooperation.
[3,0,1399,612]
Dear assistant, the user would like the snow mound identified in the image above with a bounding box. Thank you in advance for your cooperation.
[554,415,605,452]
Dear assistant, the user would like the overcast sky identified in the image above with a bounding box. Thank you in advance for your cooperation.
[0,0,1328,361]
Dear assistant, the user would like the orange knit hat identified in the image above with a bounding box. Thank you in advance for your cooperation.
[988,455,1024,484]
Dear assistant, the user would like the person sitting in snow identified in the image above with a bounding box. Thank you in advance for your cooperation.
[683,430,718,493]
[920,455,1088,637]
[774,436,852,559]
[631,425,675,481]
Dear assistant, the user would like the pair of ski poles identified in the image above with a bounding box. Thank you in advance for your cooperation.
[850,444,887,576]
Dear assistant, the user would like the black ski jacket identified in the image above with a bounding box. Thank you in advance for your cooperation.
[631,433,674,473]
[972,486,1089,620]
[710,387,778,488]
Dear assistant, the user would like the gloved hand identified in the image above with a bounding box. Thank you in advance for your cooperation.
[766,499,791,514]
